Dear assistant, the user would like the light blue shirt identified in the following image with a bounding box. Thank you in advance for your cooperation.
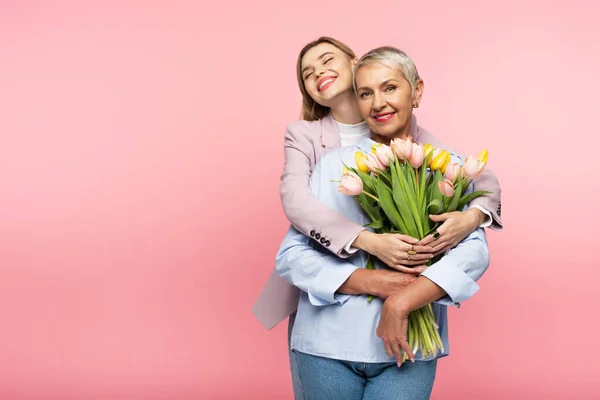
[275,136,490,363]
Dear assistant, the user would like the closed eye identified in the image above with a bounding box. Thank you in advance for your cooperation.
[324,57,333,65]
[304,72,313,80]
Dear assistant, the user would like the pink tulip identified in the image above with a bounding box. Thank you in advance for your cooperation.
[444,162,462,182]
[374,144,394,167]
[338,170,363,196]
[462,156,485,179]
[438,179,455,197]
[408,143,424,168]
[364,152,385,174]
[391,137,413,160]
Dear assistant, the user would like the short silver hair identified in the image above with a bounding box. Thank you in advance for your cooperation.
[353,46,420,93]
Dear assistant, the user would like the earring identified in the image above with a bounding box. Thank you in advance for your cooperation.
[413,103,419,108]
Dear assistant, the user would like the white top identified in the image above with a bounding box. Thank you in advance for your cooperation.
[335,120,370,147]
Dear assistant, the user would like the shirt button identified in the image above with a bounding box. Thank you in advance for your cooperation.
[320,237,326,244]
[315,233,321,240]
[325,240,331,247]
[310,230,316,237]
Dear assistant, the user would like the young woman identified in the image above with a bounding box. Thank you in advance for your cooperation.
[253,37,502,399]
[275,45,491,399]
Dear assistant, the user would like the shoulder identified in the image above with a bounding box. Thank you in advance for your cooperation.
[416,125,451,151]
[285,119,323,142]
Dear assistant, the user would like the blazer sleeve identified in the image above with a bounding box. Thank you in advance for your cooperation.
[470,168,503,230]
[279,123,365,257]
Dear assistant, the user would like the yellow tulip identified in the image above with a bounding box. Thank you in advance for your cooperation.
[431,150,451,171]
[423,143,434,158]
[355,151,370,174]
[477,150,489,166]
[441,156,451,174]
[427,148,441,167]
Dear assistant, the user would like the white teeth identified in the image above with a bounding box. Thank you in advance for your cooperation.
[319,78,335,90]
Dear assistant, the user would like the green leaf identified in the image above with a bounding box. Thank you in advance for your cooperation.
[365,219,384,229]
[356,193,380,222]
[430,170,445,211]
[446,179,462,212]
[457,190,493,211]
[398,161,424,237]
[427,199,444,215]
[355,169,376,194]
[389,161,420,237]
[376,179,408,233]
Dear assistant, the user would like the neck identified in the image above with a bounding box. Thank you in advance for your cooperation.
[370,119,413,146]
[329,90,363,124]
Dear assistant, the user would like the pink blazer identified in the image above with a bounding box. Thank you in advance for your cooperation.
[252,113,503,329]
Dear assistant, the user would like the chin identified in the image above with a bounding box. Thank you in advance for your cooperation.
[370,125,397,137]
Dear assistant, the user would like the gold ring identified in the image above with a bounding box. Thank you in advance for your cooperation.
[407,250,417,255]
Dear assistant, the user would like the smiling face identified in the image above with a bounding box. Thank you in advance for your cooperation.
[355,63,424,142]
[300,42,356,109]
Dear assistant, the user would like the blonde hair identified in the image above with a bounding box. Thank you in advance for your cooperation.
[296,37,356,121]
[354,46,420,93]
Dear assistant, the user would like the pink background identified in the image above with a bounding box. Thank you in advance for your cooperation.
[0,1,598,399]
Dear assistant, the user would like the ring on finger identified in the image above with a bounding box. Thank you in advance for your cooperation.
[432,230,441,239]
[407,250,417,255]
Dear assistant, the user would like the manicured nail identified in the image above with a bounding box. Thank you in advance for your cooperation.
[411,358,415,363]
[397,362,402,367]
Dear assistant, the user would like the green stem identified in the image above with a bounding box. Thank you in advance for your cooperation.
[362,191,379,202]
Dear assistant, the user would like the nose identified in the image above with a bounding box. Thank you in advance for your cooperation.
[315,68,325,79]
[372,91,385,111]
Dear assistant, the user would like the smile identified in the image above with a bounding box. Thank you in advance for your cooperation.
[317,77,336,92]
[373,112,396,122]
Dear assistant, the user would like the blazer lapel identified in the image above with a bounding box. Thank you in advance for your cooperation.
[321,113,341,150]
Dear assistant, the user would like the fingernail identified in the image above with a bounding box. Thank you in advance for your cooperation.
[411,358,415,363]
[397,362,402,367]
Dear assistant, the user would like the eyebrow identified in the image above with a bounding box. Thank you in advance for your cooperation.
[302,52,335,74]
[356,78,400,92]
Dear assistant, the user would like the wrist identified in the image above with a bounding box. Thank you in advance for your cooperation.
[352,230,374,253]
[466,207,486,227]
[386,292,412,314]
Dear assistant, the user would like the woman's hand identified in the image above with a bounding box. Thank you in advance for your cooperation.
[418,208,486,255]
[353,231,434,274]
[376,293,414,367]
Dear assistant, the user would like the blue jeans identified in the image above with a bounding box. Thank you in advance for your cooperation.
[294,350,437,400]
[288,312,304,400]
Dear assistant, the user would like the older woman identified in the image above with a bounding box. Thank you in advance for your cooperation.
[274,46,491,399]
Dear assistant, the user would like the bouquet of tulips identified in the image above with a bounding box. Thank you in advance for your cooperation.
[338,137,490,361]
